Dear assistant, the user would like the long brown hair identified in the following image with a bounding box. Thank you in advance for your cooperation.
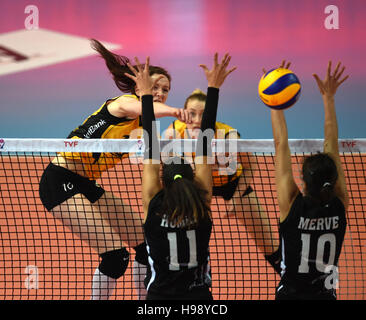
[161,157,211,228]
[90,39,171,95]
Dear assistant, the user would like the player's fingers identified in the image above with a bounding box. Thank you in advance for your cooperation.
[213,52,219,67]
[126,62,138,75]
[335,66,345,80]
[313,74,325,94]
[199,64,209,73]
[225,55,232,69]
[312,73,322,85]
[145,56,150,72]
[124,72,136,81]
[221,53,230,66]
[180,109,186,122]
[333,61,341,78]
[337,74,349,87]
[134,57,144,72]
[225,66,237,77]
[153,75,164,86]
[327,60,332,80]
[185,109,192,124]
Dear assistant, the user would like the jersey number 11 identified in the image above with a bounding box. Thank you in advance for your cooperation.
[168,230,198,271]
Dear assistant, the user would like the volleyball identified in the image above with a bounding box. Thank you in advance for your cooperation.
[258,68,301,109]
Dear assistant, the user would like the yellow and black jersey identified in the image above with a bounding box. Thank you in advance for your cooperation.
[169,120,244,187]
[170,120,240,140]
[60,95,142,180]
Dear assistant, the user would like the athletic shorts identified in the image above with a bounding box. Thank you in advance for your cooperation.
[146,286,213,300]
[39,163,105,211]
[275,282,337,300]
[213,177,253,201]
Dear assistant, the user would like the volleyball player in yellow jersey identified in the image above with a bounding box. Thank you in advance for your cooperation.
[38,39,191,300]
[165,89,281,273]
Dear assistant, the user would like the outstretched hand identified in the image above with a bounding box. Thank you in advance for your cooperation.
[262,60,292,74]
[313,61,349,98]
[199,53,237,89]
[125,56,164,96]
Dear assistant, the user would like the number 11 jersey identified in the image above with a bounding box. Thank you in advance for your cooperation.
[144,190,213,298]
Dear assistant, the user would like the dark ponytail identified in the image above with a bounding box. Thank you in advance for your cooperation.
[302,153,338,205]
[161,158,211,227]
[90,39,171,95]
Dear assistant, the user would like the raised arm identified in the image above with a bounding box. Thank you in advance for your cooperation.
[271,109,299,222]
[108,96,192,122]
[266,60,299,222]
[313,61,349,209]
[195,53,236,203]
[125,57,163,218]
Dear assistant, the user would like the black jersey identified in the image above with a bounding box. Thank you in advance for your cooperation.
[278,193,347,294]
[143,190,213,298]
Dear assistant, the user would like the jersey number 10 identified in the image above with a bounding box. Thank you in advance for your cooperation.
[298,233,336,273]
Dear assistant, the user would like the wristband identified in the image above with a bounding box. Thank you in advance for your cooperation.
[141,95,160,160]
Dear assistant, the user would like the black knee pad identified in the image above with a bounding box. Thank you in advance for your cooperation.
[133,242,149,266]
[98,248,130,280]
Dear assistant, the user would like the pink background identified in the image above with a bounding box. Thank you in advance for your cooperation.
[0,0,365,138]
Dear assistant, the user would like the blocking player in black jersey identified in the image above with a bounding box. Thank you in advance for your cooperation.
[125,53,236,299]
[38,39,192,300]
[164,88,280,273]
[270,61,349,300]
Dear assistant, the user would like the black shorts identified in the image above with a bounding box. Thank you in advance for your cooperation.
[275,282,337,300]
[212,177,253,201]
[146,287,213,300]
[39,163,105,211]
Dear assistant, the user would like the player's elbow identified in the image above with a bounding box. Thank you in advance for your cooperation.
[117,97,141,119]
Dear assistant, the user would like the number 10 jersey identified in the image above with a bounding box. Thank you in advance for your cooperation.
[278,193,347,293]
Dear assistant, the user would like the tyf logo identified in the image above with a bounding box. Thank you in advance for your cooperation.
[0,139,5,149]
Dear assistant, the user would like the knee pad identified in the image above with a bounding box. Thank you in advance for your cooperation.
[134,242,149,266]
[98,248,130,280]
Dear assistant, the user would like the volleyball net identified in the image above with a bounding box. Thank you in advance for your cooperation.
[0,138,365,300]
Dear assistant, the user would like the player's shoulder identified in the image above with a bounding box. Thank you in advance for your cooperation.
[215,121,236,129]
[215,121,240,137]
[172,119,186,130]
[115,94,139,102]
[280,192,303,225]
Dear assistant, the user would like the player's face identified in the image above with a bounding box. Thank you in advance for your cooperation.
[151,74,170,104]
[185,98,205,138]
